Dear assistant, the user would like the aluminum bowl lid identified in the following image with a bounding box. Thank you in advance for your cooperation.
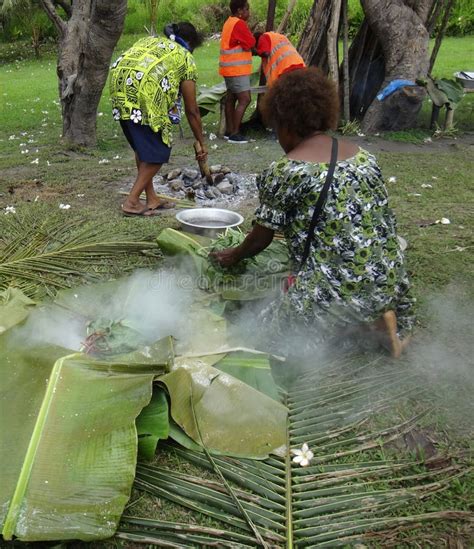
[176,208,244,230]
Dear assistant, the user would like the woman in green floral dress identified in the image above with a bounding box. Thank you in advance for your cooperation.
[211,68,414,358]
[110,23,208,216]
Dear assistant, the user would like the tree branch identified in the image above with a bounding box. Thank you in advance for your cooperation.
[39,0,67,37]
[277,0,297,34]
[429,0,455,72]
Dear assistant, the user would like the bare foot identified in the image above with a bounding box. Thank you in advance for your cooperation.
[121,200,147,214]
[372,310,403,358]
[400,334,412,354]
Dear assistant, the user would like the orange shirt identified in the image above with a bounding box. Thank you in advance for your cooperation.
[219,17,254,77]
[258,32,305,85]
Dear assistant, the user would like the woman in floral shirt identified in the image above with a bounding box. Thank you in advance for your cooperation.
[110,23,207,216]
[211,68,414,358]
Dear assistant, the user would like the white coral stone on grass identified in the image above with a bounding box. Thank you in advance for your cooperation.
[291,443,314,467]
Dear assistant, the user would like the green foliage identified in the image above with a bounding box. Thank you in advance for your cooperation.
[339,118,361,136]
[124,0,229,37]
[446,0,474,36]
[0,0,55,46]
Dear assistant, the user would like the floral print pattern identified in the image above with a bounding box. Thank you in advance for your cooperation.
[255,150,415,348]
[109,36,197,146]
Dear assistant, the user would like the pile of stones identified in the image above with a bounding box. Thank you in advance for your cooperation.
[157,164,247,202]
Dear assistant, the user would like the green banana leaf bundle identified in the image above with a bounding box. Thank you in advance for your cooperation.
[157,228,290,300]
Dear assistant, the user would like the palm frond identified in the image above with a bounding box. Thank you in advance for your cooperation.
[119,353,473,546]
[0,210,158,298]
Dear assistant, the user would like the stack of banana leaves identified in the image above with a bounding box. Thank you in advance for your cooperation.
[0,275,287,542]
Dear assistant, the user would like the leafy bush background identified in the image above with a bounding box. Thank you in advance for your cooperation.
[1,0,472,44]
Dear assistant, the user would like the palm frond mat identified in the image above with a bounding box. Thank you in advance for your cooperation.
[117,354,473,547]
[0,210,157,299]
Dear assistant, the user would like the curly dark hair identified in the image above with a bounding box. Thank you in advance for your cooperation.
[176,22,204,50]
[262,67,340,137]
[230,0,248,15]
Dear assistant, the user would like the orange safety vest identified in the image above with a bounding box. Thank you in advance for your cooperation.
[262,32,305,86]
[219,17,253,77]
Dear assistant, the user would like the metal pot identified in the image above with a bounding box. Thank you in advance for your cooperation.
[175,208,244,238]
[454,71,474,90]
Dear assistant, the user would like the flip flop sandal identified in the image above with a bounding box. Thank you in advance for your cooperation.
[148,201,175,211]
[121,206,151,217]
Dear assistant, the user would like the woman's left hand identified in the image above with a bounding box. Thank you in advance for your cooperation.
[209,248,241,267]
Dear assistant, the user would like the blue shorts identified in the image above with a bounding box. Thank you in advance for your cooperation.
[120,120,172,164]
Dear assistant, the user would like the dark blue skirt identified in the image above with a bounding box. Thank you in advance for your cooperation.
[120,120,172,164]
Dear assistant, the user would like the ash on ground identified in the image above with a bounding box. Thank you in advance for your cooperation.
[152,165,258,207]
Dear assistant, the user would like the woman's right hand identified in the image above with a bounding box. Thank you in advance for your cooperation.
[209,248,241,267]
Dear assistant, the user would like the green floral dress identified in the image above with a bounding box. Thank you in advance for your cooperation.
[109,36,198,146]
[255,149,415,347]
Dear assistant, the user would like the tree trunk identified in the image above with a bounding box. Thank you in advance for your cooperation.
[297,0,333,72]
[327,0,342,85]
[347,20,384,120]
[265,0,277,32]
[359,0,434,133]
[341,0,350,122]
[40,0,127,147]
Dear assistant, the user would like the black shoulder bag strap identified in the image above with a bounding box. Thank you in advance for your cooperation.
[298,137,338,271]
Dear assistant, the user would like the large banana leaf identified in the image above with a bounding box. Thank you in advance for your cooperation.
[159,358,287,459]
[123,353,473,546]
[0,287,35,333]
[214,351,281,401]
[136,388,170,461]
[0,326,174,541]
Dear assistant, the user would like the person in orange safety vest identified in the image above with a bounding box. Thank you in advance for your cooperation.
[254,31,305,87]
[219,0,255,143]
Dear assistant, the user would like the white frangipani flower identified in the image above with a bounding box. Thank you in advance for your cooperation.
[436,218,450,225]
[5,206,16,214]
[130,109,142,123]
[388,176,397,183]
[291,443,314,467]
[59,203,71,210]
